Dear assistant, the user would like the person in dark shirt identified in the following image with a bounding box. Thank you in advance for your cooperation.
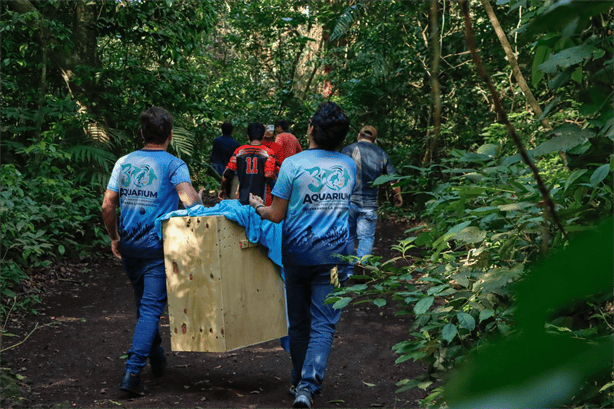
[218,123,276,205]
[210,122,240,176]
[341,125,402,274]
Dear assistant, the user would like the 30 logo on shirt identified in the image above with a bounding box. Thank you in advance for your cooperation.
[306,165,351,193]
[120,164,158,188]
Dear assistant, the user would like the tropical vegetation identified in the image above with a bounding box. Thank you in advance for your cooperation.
[1,0,612,407]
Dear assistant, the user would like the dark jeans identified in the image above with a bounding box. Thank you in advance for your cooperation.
[285,264,346,394]
[122,257,167,375]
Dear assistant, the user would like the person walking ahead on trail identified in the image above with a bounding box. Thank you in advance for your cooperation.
[263,124,284,172]
[218,122,277,206]
[102,107,202,396]
[341,125,402,275]
[274,119,302,163]
[210,122,240,176]
[249,102,356,409]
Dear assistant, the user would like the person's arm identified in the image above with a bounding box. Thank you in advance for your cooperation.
[218,169,234,200]
[249,193,288,224]
[219,151,238,200]
[383,152,403,207]
[391,183,403,207]
[176,182,203,208]
[101,189,122,259]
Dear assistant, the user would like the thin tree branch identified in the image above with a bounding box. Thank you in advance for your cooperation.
[459,0,566,238]
[479,0,552,131]
[2,297,18,332]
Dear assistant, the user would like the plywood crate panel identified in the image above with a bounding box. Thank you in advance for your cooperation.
[162,215,287,352]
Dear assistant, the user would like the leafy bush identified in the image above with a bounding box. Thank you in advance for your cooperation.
[328,140,613,407]
[0,140,108,315]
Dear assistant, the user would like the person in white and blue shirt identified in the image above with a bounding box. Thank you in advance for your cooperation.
[249,102,356,409]
[102,107,202,396]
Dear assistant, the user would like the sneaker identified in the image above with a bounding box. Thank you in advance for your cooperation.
[119,372,146,396]
[293,387,313,408]
[150,352,167,378]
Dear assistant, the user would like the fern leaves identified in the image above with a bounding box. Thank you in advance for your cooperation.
[170,126,195,159]
[331,5,361,41]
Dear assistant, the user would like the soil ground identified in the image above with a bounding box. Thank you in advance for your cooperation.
[2,199,427,409]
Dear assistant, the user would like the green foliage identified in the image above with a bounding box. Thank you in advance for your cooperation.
[445,219,613,409]
[0,140,107,316]
[332,139,612,406]
[0,1,611,405]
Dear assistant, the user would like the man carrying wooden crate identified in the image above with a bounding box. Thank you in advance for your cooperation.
[101,107,202,396]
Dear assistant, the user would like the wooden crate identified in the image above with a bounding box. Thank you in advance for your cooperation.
[162,215,287,352]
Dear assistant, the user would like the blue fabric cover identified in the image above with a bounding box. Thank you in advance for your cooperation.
[155,200,283,268]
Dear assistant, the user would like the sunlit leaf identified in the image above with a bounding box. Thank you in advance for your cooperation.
[414,297,435,315]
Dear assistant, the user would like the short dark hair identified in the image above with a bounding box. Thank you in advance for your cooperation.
[221,122,233,135]
[275,120,290,131]
[310,102,350,151]
[140,107,173,144]
[247,123,265,142]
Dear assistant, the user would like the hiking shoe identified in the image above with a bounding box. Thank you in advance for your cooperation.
[293,387,313,408]
[119,372,146,396]
[150,352,167,378]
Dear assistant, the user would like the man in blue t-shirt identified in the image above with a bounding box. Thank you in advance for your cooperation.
[249,102,356,408]
[210,122,240,176]
[341,126,402,273]
[102,107,202,396]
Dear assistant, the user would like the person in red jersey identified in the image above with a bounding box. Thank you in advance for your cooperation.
[275,119,302,163]
[263,124,284,174]
[218,122,277,206]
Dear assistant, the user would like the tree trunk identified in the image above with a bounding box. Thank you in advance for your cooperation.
[422,0,442,167]
[479,0,552,131]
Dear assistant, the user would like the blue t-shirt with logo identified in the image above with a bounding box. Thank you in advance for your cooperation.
[107,150,192,259]
[272,149,356,266]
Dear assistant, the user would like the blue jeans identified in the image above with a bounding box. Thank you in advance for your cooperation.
[348,203,378,274]
[122,257,167,375]
[285,264,346,394]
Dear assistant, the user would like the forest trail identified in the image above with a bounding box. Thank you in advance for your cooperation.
[2,214,427,409]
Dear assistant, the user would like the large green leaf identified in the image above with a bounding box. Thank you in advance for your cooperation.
[531,125,595,156]
[442,324,458,343]
[414,297,435,315]
[457,313,476,331]
[473,264,525,296]
[453,227,487,244]
[564,169,588,192]
[590,164,611,187]
[518,1,612,44]
[538,45,595,74]
[532,45,550,87]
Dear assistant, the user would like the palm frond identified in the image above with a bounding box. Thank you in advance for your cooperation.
[66,145,117,172]
[331,5,361,41]
[372,53,387,81]
[170,127,194,159]
[1,140,26,152]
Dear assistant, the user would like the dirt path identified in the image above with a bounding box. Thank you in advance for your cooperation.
[2,216,426,408]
